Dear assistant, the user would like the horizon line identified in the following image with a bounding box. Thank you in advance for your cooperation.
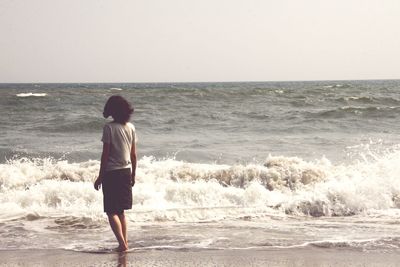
[1,78,400,84]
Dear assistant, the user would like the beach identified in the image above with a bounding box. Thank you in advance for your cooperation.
[2,248,400,267]
[2,0,400,264]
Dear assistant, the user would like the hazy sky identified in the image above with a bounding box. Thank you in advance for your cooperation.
[1,0,400,83]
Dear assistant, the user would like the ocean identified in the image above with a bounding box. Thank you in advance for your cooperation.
[1,80,400,252]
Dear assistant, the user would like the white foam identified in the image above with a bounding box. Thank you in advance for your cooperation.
[16,93,47,97]
[1,150,400,222]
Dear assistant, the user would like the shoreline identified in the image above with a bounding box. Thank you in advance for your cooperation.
[1,248,400,267]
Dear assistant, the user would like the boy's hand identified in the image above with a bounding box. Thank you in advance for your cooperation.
[94,177,102,190]
[131,174,135,187]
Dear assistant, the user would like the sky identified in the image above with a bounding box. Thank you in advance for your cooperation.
[1,0,400,83]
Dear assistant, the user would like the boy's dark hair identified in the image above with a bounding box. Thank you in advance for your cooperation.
[103,95,134,124]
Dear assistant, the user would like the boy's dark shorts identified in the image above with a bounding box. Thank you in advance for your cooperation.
[102,168,132,214]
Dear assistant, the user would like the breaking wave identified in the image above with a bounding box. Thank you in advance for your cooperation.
[1,150,400,222]
[16,93,47,97]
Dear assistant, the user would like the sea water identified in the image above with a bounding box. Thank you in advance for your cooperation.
[1,81,400,252]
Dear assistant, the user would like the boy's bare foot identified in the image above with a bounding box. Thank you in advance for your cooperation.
[115,245,128,252]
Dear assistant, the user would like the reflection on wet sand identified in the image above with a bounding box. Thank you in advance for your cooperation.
[117,252,127,267]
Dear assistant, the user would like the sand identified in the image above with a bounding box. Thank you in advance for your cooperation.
[1,248,400,267]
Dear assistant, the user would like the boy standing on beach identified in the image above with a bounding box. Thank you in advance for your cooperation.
[94,95,137,252]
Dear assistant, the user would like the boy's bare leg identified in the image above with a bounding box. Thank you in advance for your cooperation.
[118,212,128,248]
[107,213,128,251]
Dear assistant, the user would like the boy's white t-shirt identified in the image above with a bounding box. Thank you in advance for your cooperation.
[101,122,136,171]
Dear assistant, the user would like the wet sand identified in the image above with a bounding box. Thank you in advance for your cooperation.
[1,248,400,267]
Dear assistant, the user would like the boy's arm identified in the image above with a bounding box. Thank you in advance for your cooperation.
[130,142,137,187]
[94,142,110,190]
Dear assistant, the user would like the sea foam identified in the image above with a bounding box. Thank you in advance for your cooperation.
[1,151,400,222]
[16,93,47,97]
